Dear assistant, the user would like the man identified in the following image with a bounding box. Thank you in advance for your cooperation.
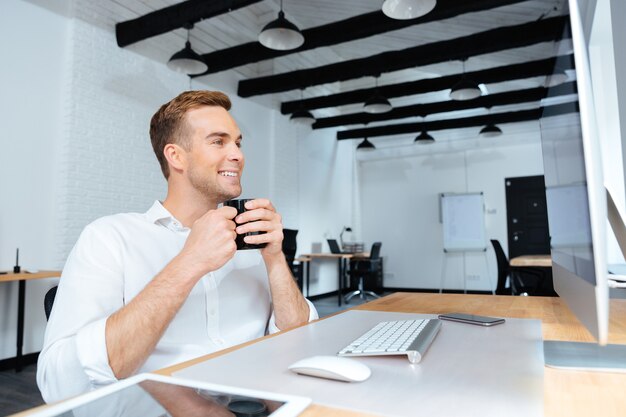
[37,90,317,402]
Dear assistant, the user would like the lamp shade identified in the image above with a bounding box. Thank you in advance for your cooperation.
[382,0,437,20]
[290,109,315,125]
[357,137,376,150]
[450,78,481,101]
[167,41,208,75]
[479,123,503,137]
[414,131,435,144]
[363,93,392,113]
[259,11,304,50]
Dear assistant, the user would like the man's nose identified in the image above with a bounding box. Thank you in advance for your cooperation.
[227,142,243,161]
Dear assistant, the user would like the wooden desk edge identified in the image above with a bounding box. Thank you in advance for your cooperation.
[509,255,552,268]
[0,270,61,282]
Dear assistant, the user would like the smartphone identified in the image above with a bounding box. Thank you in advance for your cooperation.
[438,313,505,326]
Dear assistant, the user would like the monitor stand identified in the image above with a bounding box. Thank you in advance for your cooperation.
[544,340,626,372]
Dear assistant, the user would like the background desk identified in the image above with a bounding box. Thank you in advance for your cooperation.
[158,293,626,417]
[510,255,552,267]
[510,255,554,295]
[299,253,368,305]
[0,271,61,371]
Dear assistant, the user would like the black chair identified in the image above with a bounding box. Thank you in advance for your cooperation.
[44,285,58,321]
[491,240,513,295]
[282,229,303,290]
[345,242,382,303]
[491,240,546,296]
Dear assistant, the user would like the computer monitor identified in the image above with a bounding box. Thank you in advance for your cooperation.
[539,0,626,371]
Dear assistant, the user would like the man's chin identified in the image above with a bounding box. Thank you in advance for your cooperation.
[218,188,242,204]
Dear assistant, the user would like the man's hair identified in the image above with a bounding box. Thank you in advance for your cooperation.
[150,90,232,178]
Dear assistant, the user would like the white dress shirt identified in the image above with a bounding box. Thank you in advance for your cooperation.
[37,201,317,403]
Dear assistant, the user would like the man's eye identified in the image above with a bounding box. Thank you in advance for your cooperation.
[212,139,223,145]
[236,141,242,148]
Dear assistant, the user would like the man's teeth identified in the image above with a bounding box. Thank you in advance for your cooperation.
[220,171,238,177]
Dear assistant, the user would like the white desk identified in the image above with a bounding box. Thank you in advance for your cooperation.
[172,309,543,417]
[156,293,626,417]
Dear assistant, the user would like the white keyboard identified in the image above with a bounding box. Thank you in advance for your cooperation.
[338,318,442,364]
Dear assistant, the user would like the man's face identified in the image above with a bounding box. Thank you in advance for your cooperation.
[183,106,244,204]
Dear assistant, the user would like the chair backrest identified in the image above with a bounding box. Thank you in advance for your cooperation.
[44,285,58,321]
[327,239,341,254]
[282,229,298,263]
[369,242,382,260]
[490,239,510,295]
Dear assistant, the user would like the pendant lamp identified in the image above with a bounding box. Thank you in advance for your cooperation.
[479,107,502,137]
[259,0,304,51]
[167,23,208,75]
[357,137,376,151]
[290,89,315,125]
[382,0,437,20]
[363,76,392,114]
[479,124,503,137]
[450,59,481,101]
[414,130,435,144]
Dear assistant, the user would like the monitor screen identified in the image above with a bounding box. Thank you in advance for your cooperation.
[539,0,609,344]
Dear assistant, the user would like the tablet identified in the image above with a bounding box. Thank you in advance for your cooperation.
[30,373,311,417]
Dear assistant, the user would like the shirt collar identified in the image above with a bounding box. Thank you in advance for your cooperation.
[145,200,187,231]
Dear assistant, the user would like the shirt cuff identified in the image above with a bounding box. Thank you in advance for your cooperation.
[267,298,319,334]
[75,317,118,386]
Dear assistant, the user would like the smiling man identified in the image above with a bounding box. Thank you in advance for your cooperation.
[37,91,317,403]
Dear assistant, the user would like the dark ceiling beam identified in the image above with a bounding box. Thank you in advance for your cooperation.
[313,81,576,129]
[238,15,568,97]
[283,55,574,114]
[196,0,528,75]
[116,0,262,47]
[336,101,578,140]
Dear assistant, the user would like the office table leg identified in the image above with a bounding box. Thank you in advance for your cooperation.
[337,259,343,307]
[306,261,311,298]
[16,280,25,372]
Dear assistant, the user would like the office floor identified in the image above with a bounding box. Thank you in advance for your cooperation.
[0,363,43,415]
[0,292,383,416]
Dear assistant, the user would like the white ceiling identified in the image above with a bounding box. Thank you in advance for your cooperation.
[80,0,573,132]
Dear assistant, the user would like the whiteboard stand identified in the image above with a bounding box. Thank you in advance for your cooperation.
[439,193,493,294]
[439,249,494,295]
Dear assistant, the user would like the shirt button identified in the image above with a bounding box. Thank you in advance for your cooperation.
[209,309,216,316]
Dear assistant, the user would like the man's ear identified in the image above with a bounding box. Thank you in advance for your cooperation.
[163,143,187,174]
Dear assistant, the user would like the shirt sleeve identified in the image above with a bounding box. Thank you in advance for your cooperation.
[267,298,319,334]
[37,220,124,403]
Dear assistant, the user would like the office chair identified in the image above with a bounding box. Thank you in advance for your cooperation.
[282,229,303,291]
[490,240,544,296]
[345,242,382,303]
[491,240,513,295]
[44,285,58,321]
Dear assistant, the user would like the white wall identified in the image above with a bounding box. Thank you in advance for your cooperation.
[0,0,298,360]
[2,0,626,360]
[357,133,545,292]
[297,128,356,295]
[0,0,71,360]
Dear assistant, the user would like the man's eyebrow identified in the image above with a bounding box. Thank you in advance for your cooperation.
[206,131,230,139]
[205,132,243,141]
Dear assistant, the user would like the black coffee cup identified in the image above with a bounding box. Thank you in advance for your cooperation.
[223,199,267,250]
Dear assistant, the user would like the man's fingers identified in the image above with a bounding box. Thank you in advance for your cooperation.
[236,220,273,235]
[244,198,275,212]
[243,230,282,245]
[235,208,277,224]
[217,206,238,219]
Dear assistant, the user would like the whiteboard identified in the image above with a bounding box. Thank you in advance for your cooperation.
[441,193,486,252]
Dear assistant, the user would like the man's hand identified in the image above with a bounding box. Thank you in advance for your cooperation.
[233,199,284,257]
[180,206,238,274]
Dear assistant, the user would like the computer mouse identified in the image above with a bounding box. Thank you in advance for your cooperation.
[288,355,371,382]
